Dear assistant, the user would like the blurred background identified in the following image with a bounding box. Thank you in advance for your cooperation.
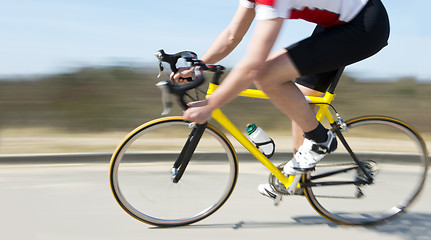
[1,0,430,154]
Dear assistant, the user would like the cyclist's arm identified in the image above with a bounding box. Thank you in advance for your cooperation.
[207,18,283,107]
[183,18,284,124]
[200,5,255,64]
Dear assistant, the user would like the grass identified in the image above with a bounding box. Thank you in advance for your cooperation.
[1,66,430,154]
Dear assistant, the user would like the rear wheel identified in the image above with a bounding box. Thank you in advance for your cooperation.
[303,116,429,225]
[109,117,238,227]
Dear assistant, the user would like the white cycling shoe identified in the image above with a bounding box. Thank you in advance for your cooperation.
[284,130,337,175]
[258,183,282,206]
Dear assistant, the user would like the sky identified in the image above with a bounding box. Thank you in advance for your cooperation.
[1,0,430,81]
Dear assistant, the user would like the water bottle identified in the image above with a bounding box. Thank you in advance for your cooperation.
[246,123,275,158]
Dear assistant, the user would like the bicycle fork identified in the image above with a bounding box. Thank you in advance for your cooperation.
[171,123,207,183]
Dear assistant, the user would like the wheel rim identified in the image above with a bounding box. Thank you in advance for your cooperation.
[109,118,238,226]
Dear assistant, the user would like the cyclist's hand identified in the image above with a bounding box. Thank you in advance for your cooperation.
[183,100,213,124]
[170,67,194,84]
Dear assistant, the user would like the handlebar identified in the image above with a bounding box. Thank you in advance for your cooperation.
[154,49,198,74]
[154,49,225,115]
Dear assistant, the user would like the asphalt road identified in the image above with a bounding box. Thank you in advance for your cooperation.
[1,161,430,240]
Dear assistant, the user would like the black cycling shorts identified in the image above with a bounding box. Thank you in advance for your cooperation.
[287,0,390,92]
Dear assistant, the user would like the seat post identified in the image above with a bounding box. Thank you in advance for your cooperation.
[327,67,345,94]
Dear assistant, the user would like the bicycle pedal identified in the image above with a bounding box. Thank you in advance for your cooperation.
[273,195,282,206]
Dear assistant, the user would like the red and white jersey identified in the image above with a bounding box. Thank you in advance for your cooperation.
[240,0,368,27]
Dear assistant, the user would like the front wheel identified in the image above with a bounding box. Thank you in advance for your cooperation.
[109,117,238,227]
[303,116,429,225]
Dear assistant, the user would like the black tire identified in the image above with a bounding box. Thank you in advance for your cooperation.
[303,116,429,225]
[109,117,238,227]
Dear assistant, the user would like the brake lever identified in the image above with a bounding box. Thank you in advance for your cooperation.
[154,52,164,78]
[156,60,164,78]
[156,80,173,115]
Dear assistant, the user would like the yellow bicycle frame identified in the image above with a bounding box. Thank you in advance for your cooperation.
[206,82,337,189]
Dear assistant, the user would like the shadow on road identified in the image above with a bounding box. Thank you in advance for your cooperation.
[293,212,431,240]
[152,212,431,240]
[364,213,431,240]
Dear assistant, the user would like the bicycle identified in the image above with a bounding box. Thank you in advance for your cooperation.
[109,50,429,227]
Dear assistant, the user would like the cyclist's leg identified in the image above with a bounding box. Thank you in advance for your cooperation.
[255,54,338,201]
[254,50,337,169]
[253,49,320,134]
[255,52,337,202]
[292,69,344,153]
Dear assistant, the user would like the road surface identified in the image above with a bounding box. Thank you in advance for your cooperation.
[0,160,430,240]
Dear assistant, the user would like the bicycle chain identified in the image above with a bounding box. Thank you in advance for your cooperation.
[268,162,370,199]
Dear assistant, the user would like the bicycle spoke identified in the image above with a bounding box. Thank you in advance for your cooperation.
[303,116,428,225]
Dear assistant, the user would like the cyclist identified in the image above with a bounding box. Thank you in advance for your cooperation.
[172,0,390,202]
